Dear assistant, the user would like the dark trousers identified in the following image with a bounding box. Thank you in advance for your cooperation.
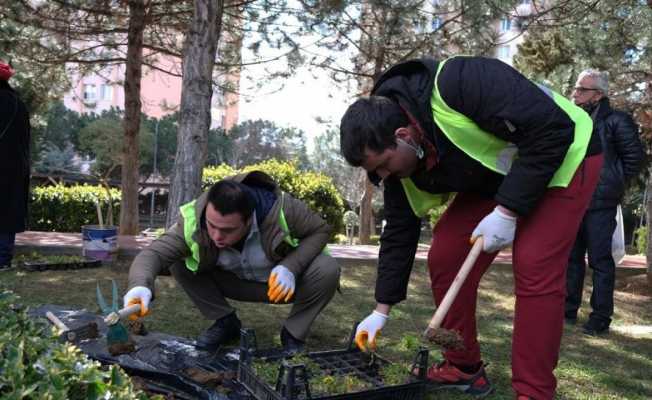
[170,254,340,341]
[0,233,16,266]
[427,155,602,400]
[565,207,617,325]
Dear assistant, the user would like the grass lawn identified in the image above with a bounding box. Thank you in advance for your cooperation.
[2,257,651,400]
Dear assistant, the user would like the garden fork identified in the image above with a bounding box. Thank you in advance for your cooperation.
[96,279,141,347]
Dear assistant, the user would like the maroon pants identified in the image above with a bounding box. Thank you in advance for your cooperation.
[427,155,602,399]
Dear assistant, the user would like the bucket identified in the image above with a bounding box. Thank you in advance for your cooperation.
[82,225,118,261]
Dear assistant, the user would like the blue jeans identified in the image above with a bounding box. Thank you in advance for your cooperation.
[0,233,16,266]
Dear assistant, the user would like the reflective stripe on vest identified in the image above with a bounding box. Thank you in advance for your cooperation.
[399,178,451,218]
[180,200,201,272]
[430,57,592,186]
[400,57,593,218]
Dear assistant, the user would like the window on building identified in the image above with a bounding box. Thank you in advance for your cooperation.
[100,84,113,101]
[500,18,512,32]
[83,84,96,102]
[432,16,442,30]
[497,45,511,59]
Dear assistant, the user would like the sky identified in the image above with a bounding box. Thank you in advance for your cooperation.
[237,6,358,153]
[238,63,352,153]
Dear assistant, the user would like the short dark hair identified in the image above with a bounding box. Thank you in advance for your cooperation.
[339,96,408,166]
[207,180,255,221]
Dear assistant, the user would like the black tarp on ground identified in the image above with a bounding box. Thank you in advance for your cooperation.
[29,305,255,400]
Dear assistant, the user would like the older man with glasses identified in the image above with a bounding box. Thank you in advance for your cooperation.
[566,69,645,335]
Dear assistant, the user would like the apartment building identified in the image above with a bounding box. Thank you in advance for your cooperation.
[428,0,542,65]
[63,52,240,131]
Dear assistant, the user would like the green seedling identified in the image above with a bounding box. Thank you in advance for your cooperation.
[379,362,409,386]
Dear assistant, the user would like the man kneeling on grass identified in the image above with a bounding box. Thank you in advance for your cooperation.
[124,171,340,354]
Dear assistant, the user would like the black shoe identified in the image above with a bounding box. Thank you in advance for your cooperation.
[0,264,10,270]
[582,319,609,336]
[280,327,305,355]
[196,313,241,351]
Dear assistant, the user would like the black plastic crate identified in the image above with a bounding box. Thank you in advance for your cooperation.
[237,327,429,400]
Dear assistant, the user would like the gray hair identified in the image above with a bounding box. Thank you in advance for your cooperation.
[577,69,609,95]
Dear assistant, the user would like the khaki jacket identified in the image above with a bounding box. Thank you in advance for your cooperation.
[128,171,332,294]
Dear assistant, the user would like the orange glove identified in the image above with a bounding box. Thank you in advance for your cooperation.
[354,311,388,352]
[267,265,295,303]
[123,286,151,320]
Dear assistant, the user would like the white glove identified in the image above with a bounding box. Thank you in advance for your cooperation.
[355,310,388,352]
[267,265,295,303]
[471,206,517,253]
[123,286,152,319]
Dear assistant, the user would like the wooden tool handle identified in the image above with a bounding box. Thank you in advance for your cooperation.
[118,303,142,319]
[103,303,141,324]
[425,237,484,333]
[46,311,69,331]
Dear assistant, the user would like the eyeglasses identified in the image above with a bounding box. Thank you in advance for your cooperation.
[573,86,600,93]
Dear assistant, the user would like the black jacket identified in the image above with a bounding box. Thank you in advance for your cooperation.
[587,97,644,210]
[371,56,601,305]
[0,83,31,234]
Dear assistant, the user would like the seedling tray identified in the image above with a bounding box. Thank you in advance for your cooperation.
[22,258,102,272]
[237,328,429,400]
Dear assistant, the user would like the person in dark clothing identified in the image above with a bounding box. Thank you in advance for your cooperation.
[565,69,644,336]
[0,61,31,269]
[339,56,603,400]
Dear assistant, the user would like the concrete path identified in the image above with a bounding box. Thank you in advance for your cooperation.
[15,231,647,271]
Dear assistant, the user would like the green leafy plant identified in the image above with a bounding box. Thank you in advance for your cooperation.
[204,160,345,235]
[0,290,159,399]
[379,362,410,386]
[29,184,121,232]
[634,225,647,255]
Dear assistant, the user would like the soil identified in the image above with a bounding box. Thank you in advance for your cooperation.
[425,327,465,351]
[108,341,137,356]
[615,273,652,297]
[127,319,147,335]
[184,367,235,388]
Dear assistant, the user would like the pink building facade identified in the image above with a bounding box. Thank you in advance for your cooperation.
[63,53,239,131]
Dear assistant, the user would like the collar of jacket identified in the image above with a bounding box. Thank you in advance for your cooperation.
[593,97,613,120]
[188,171,291,269]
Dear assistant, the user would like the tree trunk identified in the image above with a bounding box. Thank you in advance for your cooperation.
[166,0,224,227]
[646,172,652,286]
[119,0,146,235]
[359,177,374,244]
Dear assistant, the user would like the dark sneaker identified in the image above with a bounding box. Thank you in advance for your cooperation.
[280,326,305,355]
[196,313,241,351]
[424,360,493,397]
[582,319,609,336]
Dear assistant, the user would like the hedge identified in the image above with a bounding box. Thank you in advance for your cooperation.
[204,160,345,235]
[0,290,156,399]
[29,184,121,232]
[29,160,345,235]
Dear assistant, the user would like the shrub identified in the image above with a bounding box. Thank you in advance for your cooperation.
[0,290,156,399]
[203,160,345,235]
[634,225,647,255]
[427,204,449,229]
[29,160,345,235]
[29,184,121,232]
